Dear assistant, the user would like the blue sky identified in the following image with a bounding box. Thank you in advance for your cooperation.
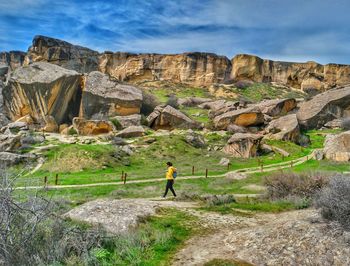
[1,0,350,64]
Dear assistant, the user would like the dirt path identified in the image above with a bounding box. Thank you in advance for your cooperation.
[16,151,315,190]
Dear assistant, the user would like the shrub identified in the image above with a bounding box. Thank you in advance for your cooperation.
[341,118,350,130]
[264,171,329,200]
[140,114,149,127]
[166,94,179,109]
[234,80,252,89]
[110,118,122,130]
[68,127,78,135]
[141,91,160,115]
[203,194,236,206]
[315,175,350,230]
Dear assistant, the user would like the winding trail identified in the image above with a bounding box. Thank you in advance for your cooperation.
[15,151,316,190]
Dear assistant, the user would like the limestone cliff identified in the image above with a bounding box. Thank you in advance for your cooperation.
[99,52,231,87]
[231,54,350,91]
[0,51,26,70]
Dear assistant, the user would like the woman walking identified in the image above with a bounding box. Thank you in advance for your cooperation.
[163,162,177,198]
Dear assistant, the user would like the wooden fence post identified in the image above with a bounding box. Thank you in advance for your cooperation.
[227,163,231,171]
[205,169,208,178]
[260,163,263,173]
[192,166,195,175]
[44,176,48,188]
[55,174,58,186]
[124,173,127,184]
[291,160,294,167]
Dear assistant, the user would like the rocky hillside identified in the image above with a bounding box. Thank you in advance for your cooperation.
[1,35,350,90]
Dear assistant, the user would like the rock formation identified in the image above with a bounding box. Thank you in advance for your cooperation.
[24,35,99,73]
[3,62,82,126]
[0,51,26,70]
[111,114,142,129]
[99,52,231,87]
[223,133,263,158]
[231,54,350,90]
[265,114,300,143]
[147,105,199,130]
[213,107,264,130]
[324,131,350,161]
[72,117,114,135]
[255,98,297,117]
[297,86,350,129]
[115,126,145,138]
[80,71,142,119]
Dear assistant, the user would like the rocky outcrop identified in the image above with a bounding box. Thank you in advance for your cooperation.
[147,105,199,130]
[297,86,350,129]
[255,98,297,117]
[0,81,9,127]
[3,62,82,125]
[223,133,263,158]
[99,52,231,87]
[213,107,264,130]
[24,35,99,73]
[323,131,350,161]
[0,51,26,70]
[231,54,350,90]
[72,117,114,135]
[0,63,8,79]
[115,126,145,138]
[111,114,141,129]
[0,134,21,152]
[265,114,300,143]
[0,152,34,166]
[80,71,142,119]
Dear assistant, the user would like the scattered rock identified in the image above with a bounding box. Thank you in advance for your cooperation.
[59,123,69,133]
[178,97,212,107]
[80,71,143,119]
[111,137,128,146]
[147,105,200,130]
[0,134,21,152]
[144,137,156,144]
[223,133,263,158]
[218,158,230,166]
[110,114,142,129]
[0,152,33,166]
[73,117,114,135]
[41,115,58,132]
[185,130,206,148]
[324,119,343,129]
[255,98,297,117]
[214,107,264,130]
[116,126,145,138]
[21,135,45,145]
[313,149,324,161]
[297,86,350,129]
[265,114,300,143]
[323,131,350,161]
[1,121,28,134]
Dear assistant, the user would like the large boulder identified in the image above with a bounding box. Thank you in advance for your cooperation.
[0,134,21,152]
[223,133,263,158]
[255,98,297,117]
[0,152,33,166]
[323,131,350,161]
[115,126,145,138]
[213,107,264,130]
[185,130,206,148]
[3,62,82,125]
[24,35,99,73]
[0,51,26,70]
[297,86,350,130]
[111,114,142,129]
[265,114,300,143]
[80,71,142,119]
[147,105,199,130]
[72,117,114,135]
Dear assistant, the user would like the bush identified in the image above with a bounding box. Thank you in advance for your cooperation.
[166,94,179,109]
[141,91,160,115]
[234,80,252,89]
[264,171,329,200]
[68,127,78,135]
[110,118,122,130]
[315,175,350,230]
[341,118,350,130]
[203,194,236,206]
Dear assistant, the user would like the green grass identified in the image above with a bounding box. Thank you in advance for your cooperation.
[305,128,343,149]
[92,208,196,266]
[180,106,210,124]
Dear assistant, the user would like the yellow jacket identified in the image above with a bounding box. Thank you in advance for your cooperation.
[166,166,176,180]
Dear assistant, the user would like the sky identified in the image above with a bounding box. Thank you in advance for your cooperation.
[1,0,350,64]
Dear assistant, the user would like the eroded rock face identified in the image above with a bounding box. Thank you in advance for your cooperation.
[80,71,142,119]
[0,51,26,70]
[3,62,82,125]
[147,105,199,130]
[115,126,145,138]
[231,54,350,90]
[297,86,350,130]
[223,133,263,158]
[213,107,264,130]
[25,35,99,73]
[99,52,231,87]
[72,117,114,135]
[255,98,297,117]
[265,114,300,143]
[324,131,350,161]
[111,114,141,129]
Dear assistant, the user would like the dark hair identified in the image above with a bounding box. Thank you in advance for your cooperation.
[166,162,173,166]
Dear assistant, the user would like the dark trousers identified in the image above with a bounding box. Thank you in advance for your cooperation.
[163,179,176,197]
